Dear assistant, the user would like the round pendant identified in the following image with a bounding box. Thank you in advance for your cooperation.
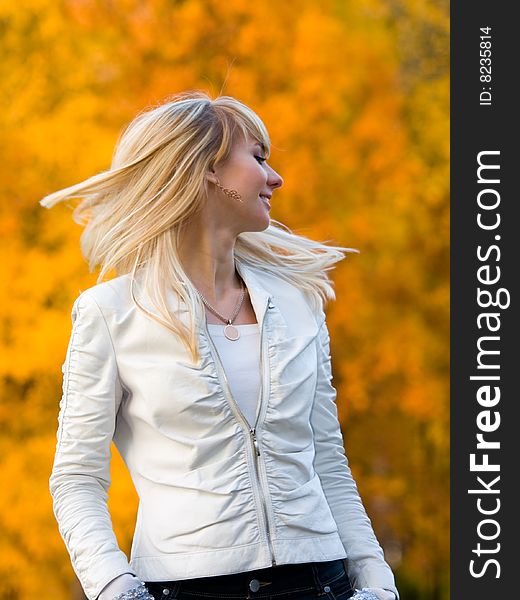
[224,323,240,341]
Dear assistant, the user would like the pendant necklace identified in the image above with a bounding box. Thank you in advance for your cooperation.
[196,273,246,341]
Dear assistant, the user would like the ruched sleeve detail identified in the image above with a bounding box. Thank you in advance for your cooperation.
[310,316,399,600]
[49,292,137,600]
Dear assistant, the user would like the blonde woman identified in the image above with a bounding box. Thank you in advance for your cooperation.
[41,92,399,600]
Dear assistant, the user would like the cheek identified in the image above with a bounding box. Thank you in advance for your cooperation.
[254,167,268,186]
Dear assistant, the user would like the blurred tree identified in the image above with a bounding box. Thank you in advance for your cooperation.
[0,0,448,598]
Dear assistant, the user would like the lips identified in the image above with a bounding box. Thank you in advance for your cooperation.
[259,195,271,209]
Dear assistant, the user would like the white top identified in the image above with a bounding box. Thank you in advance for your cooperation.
[206,322,261,428]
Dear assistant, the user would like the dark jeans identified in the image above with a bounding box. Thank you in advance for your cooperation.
[144,559,354,600]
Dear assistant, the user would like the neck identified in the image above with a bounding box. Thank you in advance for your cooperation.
[178,217,241,303]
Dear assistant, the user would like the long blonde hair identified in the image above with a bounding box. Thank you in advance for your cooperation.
[40,90,358,362]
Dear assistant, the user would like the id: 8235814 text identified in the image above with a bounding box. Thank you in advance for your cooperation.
[480,26,492,106]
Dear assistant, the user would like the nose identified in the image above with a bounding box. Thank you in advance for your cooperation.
[267,165,283,191]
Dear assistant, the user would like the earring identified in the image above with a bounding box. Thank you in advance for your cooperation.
[214,179,243,202]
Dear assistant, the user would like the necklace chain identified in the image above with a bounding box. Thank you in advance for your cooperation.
[197,278,246,324]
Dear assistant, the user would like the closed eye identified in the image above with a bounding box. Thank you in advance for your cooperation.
[254,155,267,164]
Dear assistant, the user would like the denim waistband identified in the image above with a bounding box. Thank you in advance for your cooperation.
[145,559,349,600]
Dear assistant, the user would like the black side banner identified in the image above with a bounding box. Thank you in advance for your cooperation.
[451,3,517,598]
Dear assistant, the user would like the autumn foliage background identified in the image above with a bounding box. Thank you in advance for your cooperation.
[0,1,449,598]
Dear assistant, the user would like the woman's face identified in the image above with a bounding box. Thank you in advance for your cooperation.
[209,133,283,232]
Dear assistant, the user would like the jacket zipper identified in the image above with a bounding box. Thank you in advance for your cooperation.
[202,301,276,566]
[249,427,276,565]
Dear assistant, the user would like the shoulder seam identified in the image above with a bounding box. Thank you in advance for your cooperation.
[79,292,126,395]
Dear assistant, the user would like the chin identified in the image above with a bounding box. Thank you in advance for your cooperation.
[240,218,271,234]
[257,216,271,231]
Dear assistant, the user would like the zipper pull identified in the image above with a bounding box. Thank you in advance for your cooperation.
[250,428,261,456]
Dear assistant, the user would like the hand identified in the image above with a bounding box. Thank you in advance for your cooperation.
[98,573,142,600]
[352,588,396,600]
[368,589,396,600]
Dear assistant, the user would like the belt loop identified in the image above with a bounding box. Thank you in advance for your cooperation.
[169,581,182,599]
[310,562,325,595]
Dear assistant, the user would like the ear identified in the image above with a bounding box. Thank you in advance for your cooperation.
[205,168,219,185]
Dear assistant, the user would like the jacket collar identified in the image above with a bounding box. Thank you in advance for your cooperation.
[132,260,273,328]
[234,261,272,328]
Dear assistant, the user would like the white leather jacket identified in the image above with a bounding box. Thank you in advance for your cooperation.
[49,261,399,600]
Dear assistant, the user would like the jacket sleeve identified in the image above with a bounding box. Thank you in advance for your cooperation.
[310,315,399,600]
[49,292,137,600]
